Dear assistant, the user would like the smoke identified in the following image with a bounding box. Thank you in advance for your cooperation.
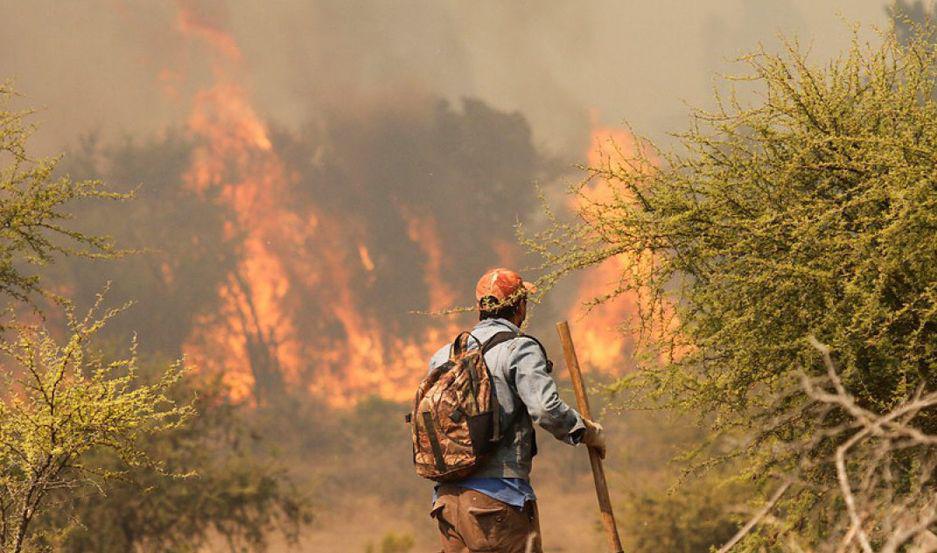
[5,0,895,404]
[2,1,889,157]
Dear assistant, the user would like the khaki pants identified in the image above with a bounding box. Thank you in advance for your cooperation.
[431,485,542,553]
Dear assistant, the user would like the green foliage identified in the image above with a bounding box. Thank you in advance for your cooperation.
[0,85,124,308]
[0,83,313,552]
[44,365,313,553]
[0,300,190,552]
[891,1,937,47]
[531,27,937,547]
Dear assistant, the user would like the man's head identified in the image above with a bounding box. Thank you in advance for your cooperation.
[475,268,536,325]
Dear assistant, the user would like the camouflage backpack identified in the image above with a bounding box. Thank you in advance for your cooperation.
[409,330,518,482]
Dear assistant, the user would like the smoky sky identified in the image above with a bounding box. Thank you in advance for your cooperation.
[3,1,890,158]
[0,0,904,399]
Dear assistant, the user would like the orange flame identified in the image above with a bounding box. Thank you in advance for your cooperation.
[565,120,658,374]
[402,211,457,312]
[173,2,462,406]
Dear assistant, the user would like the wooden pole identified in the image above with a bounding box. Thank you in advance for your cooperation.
[556,320,624,553]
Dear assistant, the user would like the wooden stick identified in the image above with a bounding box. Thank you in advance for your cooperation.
[556,320,624,553]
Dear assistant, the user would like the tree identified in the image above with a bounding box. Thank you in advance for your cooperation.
[42,366,312,553]
[0,300,189,552]
[0,84,122,309]
[0,83,181,553]
[531,27,936,549]
[50,132,239,357]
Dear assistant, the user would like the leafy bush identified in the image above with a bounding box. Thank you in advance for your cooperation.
[365,532,415,553]
[0,301,189,552]
[531,27,937,549]
[0,84,122,308]
[44,363,313,553]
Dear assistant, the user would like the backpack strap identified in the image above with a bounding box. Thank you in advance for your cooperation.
[420,411,447,473]
[477,330,555,443]
[481,331,519,354]
[450,329,544,359]
[449,331,483,361]
[443,327,554,441]
[441,330,515,444]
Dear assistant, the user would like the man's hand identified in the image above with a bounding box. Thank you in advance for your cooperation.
[582,418,607,459]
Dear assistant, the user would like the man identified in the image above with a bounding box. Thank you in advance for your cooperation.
[428,267,606,553]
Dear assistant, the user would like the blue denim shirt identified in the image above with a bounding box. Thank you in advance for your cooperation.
[434,477,535,509]
[428,318,585,505]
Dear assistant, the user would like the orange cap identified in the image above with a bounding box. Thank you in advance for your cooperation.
[475,268,536,308]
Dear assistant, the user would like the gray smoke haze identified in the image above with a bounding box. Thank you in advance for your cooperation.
[3,1,889,157]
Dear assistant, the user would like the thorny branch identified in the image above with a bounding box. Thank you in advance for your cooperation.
[719,336,936,552]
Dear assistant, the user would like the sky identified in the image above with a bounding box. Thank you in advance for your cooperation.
[2,1,891,157]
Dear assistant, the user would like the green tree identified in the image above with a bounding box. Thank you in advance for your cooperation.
[0,83,181,553]
[0,84,122,308]
[0,301,189,552]
[531,28,936,549]
[44,367,312,553]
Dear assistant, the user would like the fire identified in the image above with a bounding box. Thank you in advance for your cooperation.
[167,3,646,407]
[491,239,519,269]
[173,3,459,406]
[357,244,375,273]
[564,120,659,374]
[402,211,457,312]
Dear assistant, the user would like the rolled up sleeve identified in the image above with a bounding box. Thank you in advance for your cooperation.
[511,338,585,444]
